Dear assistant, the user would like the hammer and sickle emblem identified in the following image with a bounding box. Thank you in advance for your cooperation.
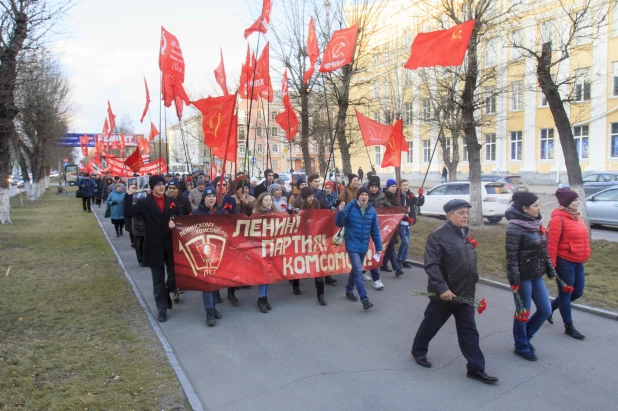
[208,113,221,138]
[160,33,167,55]
[452,29,463,40]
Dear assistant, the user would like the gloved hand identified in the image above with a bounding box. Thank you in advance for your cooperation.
[418,187,424,195]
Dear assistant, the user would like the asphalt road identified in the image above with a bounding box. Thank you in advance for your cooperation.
[92,205,618,411]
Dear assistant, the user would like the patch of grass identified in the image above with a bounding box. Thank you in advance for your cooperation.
[406,216,618,312]
[0,187,187,410]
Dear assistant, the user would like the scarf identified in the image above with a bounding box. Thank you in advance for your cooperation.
[153,193,165,212]
[559,205,580,220]
[509,218,543,231]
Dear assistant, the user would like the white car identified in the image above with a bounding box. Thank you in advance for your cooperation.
[420,181,512,223]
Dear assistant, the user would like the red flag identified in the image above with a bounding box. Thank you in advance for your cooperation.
[404,20,476,70]
[281,70,291,108]
[102,118,110,138]
[161,73,174,108]
[250,43,271,99]
[320,23,359,73]
[381,119,408,168]
[124,148,145,172]
[138,137,151,155]
[303,17,319,84]
[211,114,238,162]
[107,101,116,133]
[120,133,126,152]
[276,70,299,141]
[159,26,185,84]
[140,76,150,123]
[80,134,89,156]
[214,48,229,96]
[149,122,160,141]
[355,110,393,146]
[111,140,120,150]
[238,45,252,99]
[192,95,237,152]
[244,0,271,39]
[259,80,273,103]
[95,139,104,154]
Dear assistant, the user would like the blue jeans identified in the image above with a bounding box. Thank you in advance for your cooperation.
[370,268,380,281]
[202,291,216,310]
[346,252,368,301]
[258,284,269,298]
[551,257,585,324]
[396,223,411,262]
[383,242,401,270]
[512,277,551,353]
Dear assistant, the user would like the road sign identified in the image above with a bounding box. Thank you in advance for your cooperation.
[252,157,256,163]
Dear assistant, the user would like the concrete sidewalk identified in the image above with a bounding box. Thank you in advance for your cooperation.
[92,205,618,411]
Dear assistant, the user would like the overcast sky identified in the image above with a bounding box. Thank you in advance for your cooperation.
[51,0,259,135]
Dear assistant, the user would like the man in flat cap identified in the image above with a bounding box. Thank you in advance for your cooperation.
[411,199,498,384]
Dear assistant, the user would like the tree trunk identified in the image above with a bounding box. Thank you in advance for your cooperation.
[334,65,353,175]
[26,182,38,201]
[537,42,588,228]
[0,188,11,224]
[300,84,312,173]
[461,27,484,226]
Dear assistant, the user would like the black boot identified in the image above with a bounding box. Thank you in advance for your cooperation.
[324,275,337,285]
[362,299,374,310]
[292,280,301,295]
[257,297,269,313]
[317,293,327,306]
[565,323,585,340]
[263,297,272,310]
[213,309,222,319]
[206,310,216,326]
[547,312,554,324]
[215,290,222,304]
[227,290,239,304]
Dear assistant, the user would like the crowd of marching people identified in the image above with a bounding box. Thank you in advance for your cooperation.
[76,168,591,385]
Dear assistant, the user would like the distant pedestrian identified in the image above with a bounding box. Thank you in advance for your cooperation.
[77,173,95,212]
[546,188,591,340]
[107,184,126,237]
[442,166,448,183]
[357,167,364,183]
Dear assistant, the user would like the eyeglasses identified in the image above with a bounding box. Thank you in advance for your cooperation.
[155,182,166,187]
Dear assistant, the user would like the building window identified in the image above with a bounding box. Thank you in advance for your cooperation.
[383,78,391,97]
[272,159,279,169]
[239,145,246,153]
[271,111,277,120]
[374,146,382,164]
[443,138,452,160]
[404,102,413,126]
[423,140,431,163]
[540,19,554,46]
[485,134,496,161]
[373,112,380,122]
[612,61,618,97]
[462,139,468,161]
[484,87,496,114]
[257,110,262,120]
[272,144,279,153]
[373,82,380,99]
[238,126,246,140]
[406,141,413,163]
[612,123,618,157]
[422,99,432,122]
[573,10,591,45]
[510,29,523,60]
[510,131,522,160]
[271,127,278,137]
[573,125,589,159]
[257,143,263,153]
[511,81,523,111]
[540,92,548,107]
[257,127,262,137]
[573,68,591,101]
[484,38,497,67]
[540,128,554,160]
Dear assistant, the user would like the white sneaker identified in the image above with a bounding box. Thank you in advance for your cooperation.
[373,279,385,290]
[362,272,372,281]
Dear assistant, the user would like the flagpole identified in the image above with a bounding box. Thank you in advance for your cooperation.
[319,71,337,192]
[159,71,163,174]
[218,93,239,204]
[243,25,265,177]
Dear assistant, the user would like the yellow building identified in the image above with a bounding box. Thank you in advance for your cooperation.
[342,0,618,184]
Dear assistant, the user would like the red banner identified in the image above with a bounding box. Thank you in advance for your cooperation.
[320,23,359,73]
[172,207,405,291]
[139,157,167,175]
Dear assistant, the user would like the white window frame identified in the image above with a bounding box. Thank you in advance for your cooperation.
[484,38,497,68]
[611,123,618,157]
[373,82,380,99]
[573,68,591,102]
[540,19,555,46]
[573,125,589,159]
[257,143,263,153]
[271,111,277,120]
[540,92,548,107]
[272,159,279,169]
[404,102,413,126]
[271,127,278,137]
[272,144,279,153]
[422,140,431,163]
[573,10,591,46]
[511,81,523,111]
[257,126,262,137]
[462,139,468,162]
[510,131,523,161]
[238,126,246,140]
[540,128,555,160]
[484,87,496,114]
[444,138,452,160]
[406,141,414,163]
[510,29,523,60]
[484,134,496,161]
[422,99,432,122]
[239,145,246,153]
[374,146,382,164]
[612,62,618,97]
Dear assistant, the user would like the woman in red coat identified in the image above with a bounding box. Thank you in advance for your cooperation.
[546,188,591,339]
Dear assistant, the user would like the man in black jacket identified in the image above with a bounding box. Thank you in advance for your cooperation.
[411,199,498,385]
[253,168,274,198]
[126,175,182,323]
[166,178,192,216]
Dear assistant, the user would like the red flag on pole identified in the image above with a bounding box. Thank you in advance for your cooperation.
[355,110,393,146]
[381,119,408,168]
[214,48,229,96]
[111,140,120,150]
[404,20,476,70]
[303,17,319,84]
[319,23,359,73]
[120,133,126,152]
[244,0,271,39]
[107,101,116,133]
[102,118,110,138]
[193,95,237,151]
[159,26,185,83]
[149,122,160,141]
[249,43,271,100]
[211,114,238,162]
[138,137,151,155]
[140,76,150,123]
[238,45,252,99]
[124,148,145,172]
[80,134,89,157]
[275,71,298,141]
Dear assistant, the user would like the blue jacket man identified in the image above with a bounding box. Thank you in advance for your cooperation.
[335,187,383,310]
[77,174,95,212]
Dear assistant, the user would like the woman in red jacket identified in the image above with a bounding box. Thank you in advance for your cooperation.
[546,188,591,340]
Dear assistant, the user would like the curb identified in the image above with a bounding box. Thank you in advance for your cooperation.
[406,259,618,321]
[93,212,204,411]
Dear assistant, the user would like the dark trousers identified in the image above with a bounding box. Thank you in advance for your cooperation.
[291,278,325,294]
[134,235,144,264]
[82,196,92,211]
[412,300,485,372]
[382,242,401,270]
[150,248,176,313]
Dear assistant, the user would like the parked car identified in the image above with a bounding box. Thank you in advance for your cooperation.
[419,181,512,223]
[585,187,618,227]
[478,174,529,193]
[559,171,618,196]
[50,170,59,178]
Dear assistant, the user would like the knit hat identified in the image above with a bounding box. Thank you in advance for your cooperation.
[296,178,306,188]
[386,178,397,188]
[149,175,165,190]
[269,183,282,194]
[196,178,206,186]
[234,176,249,193]
[348,174,358,183]
[250,177,258,184]
[301,186,314,200]
[357,187,370,198]
[324,181,334,190]
[368,176,381,188]
[166,178,180,188]
[555,188,579,207]
[202,186,217,198]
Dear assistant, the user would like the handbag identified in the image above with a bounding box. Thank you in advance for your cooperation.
[75,190,82,198]
[333,226,345,246]
[104,205,111,218]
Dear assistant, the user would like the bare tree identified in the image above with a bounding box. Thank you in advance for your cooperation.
[512,0,615,228]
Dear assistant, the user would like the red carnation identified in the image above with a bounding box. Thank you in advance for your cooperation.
[540,226,547,235]
[468,236,478,248]
[169,203,175,209]
[477,298,487,314]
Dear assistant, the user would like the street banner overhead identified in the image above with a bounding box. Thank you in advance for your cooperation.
[58,133,142,147]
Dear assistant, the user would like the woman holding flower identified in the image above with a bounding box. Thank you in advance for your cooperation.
[505,192,556,361]
[546,188,591,340]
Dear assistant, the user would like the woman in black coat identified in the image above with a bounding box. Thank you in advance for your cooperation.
[505,192,556,362]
